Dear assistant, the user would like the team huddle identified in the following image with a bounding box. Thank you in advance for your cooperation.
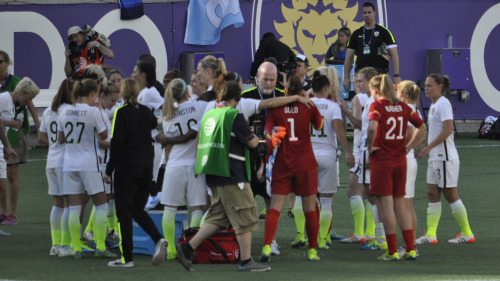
[18,46,471,271]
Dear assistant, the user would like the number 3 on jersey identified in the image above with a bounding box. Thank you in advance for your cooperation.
[65,122,86,144]
[386,116,404,140]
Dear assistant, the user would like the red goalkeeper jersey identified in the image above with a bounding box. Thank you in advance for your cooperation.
[265,102,323,174]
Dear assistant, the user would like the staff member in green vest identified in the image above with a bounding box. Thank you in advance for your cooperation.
[176,82,271,273]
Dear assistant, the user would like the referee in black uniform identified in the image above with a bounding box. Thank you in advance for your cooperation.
[104,78,166,268]
[343,2,401,90]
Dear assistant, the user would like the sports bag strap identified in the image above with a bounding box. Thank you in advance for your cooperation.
[206,238,231,263]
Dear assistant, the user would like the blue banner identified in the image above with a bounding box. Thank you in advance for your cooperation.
[184,0,244,45]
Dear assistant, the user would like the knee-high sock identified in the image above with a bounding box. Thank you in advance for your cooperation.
[305,211,319,249]
[450,199,472,236]
[364,199,375,238]
[162,207,177,253]
[50,206,64,246]
[69,205,82,252]
[319,197,332,240]
[426,202,442,238]
[61,207,71,246]
[402,229,415,251]
[190,210,203,228]
[294,196,305,236]
[264,209,280,246]
[84,205,96,233]
[107,199,117,233]
[372,204,386,242]
[350,195,365,236]
[94,203,109,251]
[386,233,397,255]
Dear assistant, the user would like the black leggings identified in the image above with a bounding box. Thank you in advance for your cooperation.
[114,176,164,262]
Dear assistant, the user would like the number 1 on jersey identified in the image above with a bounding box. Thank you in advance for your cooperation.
[287,118,298,141]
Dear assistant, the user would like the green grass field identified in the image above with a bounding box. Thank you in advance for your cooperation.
[1,133,499,281]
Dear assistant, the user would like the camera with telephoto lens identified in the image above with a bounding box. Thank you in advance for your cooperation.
[82,25,112,48]
[276,54,298,82]
[252,118,268,158]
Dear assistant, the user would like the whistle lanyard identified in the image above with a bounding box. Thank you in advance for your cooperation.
[257,87,275,115]
[363,25,376,46]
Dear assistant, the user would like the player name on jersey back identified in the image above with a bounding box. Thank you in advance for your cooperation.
[384,105,403,112]
[173,105,197,119]
[65,109,88,117]
[284,106,299,114]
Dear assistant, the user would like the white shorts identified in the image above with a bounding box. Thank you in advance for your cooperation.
[99,165,112,194]
[47,167,64,196]
[0,158,5,179]
[405,155,418,198]
[427,159,460,188]
[161,165,207,207]
[357,150,370,185]
[153,143,163,182]
[316,156,338,194]
[63,171,106,195]
[349,151,361,174]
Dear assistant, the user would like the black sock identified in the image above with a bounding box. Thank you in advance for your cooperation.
[186,242,194,252]
[240,258,251,266]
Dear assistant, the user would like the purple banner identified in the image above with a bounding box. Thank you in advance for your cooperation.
[1,0,499,119]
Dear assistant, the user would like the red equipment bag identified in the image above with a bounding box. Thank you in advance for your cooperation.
[177,227,240,264]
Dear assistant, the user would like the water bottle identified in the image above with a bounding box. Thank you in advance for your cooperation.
[447,34,453,48]
[12,112,24,131]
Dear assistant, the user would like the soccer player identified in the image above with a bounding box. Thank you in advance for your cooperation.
[395,80,421,256]
[57,79,115,259]
[416,74,475,244]
[38,79,73,256]
[161,79,208,260]
[309,70,355,249]
[261,75,323,262]
[339,67,380,246]
[367,74,426,261]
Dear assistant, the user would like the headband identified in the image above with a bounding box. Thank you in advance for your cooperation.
[234,72,239,81]
[202,59,213,70]
[180,79,187,96]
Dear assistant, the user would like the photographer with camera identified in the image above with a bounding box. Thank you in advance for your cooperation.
[65,25,114,80]
[247,32,295,85]
[342,2,400,91]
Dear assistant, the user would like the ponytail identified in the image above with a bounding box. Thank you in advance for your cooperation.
[73,79,98,100]
[163,79,189,120]
[52,79,74,111]
[397,80,420,107]
[428,73,451,102]
[369,74,398,104]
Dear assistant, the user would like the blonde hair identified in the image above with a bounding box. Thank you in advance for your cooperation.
[369,74,398,104]
[317,66,341,102]
[163,79,189,121]
[15,77,40,98]
[199,55,227,97]
[121,78,140,105]
[397,80,420,106]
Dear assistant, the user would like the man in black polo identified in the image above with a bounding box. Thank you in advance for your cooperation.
[343,2,400,90]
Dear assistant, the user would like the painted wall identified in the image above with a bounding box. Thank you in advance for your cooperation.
[0,0,498,118]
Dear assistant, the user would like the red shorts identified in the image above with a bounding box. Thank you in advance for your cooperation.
[271,168,318,196]
[369,157,406,196]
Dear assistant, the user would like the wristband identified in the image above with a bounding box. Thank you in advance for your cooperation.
[393,74,400,78]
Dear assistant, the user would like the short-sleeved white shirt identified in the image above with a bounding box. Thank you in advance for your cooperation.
[353,93,369,154]
[203,98,261,121]
[58,103,107,172]
[0,92,15,152]
[310,97,342,157]
[163,100,207,167]
[40,103,71,168]
[428,96,458,161]
[359,96,375,150]
[138,87,164,110]
[98,107,113,166]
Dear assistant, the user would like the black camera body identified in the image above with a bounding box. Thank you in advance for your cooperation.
[68,42,81,59]
[277,54,297,85]
[251,118,268,158]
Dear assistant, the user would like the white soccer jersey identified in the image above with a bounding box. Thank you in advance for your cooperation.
[138,87,163,110]
[58,103,107,172]
[359,96,375,150]
[0,92,15,152]
[163,100,207,167]
[353,93,369,154]
[405,103,422,157]
[40,103,71,168]
[203,98,261,121]
[427,96,459,161]
[98,107,113,169]
[310,97,342,157]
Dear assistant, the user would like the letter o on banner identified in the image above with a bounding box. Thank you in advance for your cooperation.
[471,3,500,112]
